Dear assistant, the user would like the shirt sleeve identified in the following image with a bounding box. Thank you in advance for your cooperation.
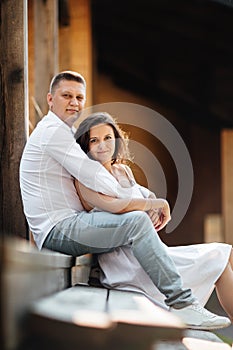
[41,123,133,198]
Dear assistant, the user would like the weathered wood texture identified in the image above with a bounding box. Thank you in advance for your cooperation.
[34,0,58,118]
[28,0,36,133]
[0,0,28,238]
[26,285,185,350]
[71,254,92,286]
[221,129,233,245]
[0,237,74,350]
[59,0,93,109]
[25,286,231,350]
[1,238,230,350]
[182,335,231,350]
[30,0,93,124]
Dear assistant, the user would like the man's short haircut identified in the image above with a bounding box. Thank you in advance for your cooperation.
[49,71,86,93]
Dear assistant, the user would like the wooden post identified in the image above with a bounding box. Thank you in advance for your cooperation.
[0,0,28,238]
[221,129,233,245]
[59,0,93,108]
[34,0,58,121]
[28,0,36,133]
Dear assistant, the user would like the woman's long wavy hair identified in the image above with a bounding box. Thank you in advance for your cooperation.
[75,112,132,164]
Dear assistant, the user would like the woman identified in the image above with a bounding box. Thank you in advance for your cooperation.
[75,112,233,322]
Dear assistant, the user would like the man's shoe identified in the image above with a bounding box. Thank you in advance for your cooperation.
[170,301,231,330]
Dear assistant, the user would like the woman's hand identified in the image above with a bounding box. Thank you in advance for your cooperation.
[147,208,161,228]
[147,192,162,228]
[154,200,171,231]
[147,199,171,231]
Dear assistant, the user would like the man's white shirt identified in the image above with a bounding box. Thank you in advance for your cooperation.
[20,111,133,249]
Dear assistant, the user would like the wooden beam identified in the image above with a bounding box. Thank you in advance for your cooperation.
[59,0,93,108]
[221,129,233,245]
[0,0,28,238]
[28,0,36,133]
[34,0,58,120]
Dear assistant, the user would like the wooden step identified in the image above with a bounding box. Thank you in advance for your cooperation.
[25,285,185,350]
[1,237,74,350]
[182,336,231,350]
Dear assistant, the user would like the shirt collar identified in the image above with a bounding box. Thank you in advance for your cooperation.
[47,110,72,130]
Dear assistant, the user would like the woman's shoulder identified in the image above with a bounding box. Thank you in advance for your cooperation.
[112,163,129,171]
[111,163,136,187]
[111,163,133,176]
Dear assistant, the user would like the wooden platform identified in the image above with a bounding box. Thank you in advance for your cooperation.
[0,237,74,350]
[1,237,232,350]
[24,284,185,350]
[16,287,233,350]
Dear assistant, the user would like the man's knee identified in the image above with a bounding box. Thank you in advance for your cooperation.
[126,210,152,228]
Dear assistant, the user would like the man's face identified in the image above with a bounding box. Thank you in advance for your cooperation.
[47,79,86,126]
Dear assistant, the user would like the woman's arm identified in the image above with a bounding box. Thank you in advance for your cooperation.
[74,178,170,220]
[119,164,165,230]
[75,179,94,212]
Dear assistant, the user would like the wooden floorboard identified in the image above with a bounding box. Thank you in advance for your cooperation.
[25,285,186,349]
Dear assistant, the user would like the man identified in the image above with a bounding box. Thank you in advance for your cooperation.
[20,71,230,330]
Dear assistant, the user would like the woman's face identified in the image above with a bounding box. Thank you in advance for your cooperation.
[88,123,115,167]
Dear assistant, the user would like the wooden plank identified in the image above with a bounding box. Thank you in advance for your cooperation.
[59,0,93,115]
[29,285,184,333]
[3,237,74,269]
[0,0,28,238]
[1,237,74,350]
[184,329,231,344]
[28,0,36,133]
[26,285,185,350]
[22,315,114,350]
[26,286,112,350]
[221,129,233,245]
[71,254,92,286]
[108,289,184,329]
[107,289,185,346]
[29,287,231,349]
[182,336,231,349]
[34,0,58,119]
[68,0,93,108]
[30,285,110,327]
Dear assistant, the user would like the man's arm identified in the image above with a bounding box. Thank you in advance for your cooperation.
[42,123,133,198]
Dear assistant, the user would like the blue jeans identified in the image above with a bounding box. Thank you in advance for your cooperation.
[43,210,195,308]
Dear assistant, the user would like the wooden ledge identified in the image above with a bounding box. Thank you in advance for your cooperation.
[1,237,74,269]
[182,336,231,349]
[27,284,185,349]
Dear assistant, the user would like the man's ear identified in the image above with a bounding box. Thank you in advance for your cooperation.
[47,93,53,110]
